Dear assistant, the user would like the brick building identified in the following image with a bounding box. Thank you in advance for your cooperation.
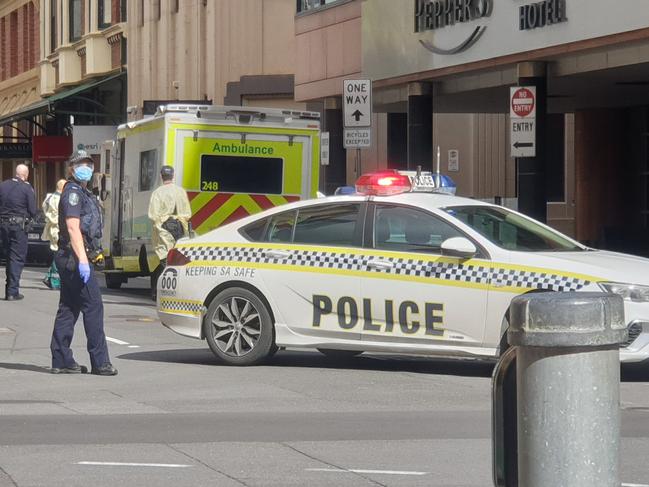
[0,0,40,182]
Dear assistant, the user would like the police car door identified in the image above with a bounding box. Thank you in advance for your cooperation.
[257,201,364,342]
[358,203,489,351]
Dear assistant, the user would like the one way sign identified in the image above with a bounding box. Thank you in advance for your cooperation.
[343,79,372,128]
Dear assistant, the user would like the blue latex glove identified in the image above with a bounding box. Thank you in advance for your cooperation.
[78,263,91,284]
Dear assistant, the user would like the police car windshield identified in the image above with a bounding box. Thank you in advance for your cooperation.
[442,206,584,252]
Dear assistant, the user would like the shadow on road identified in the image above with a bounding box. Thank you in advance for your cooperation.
[0,362,51,374]
[117,348,496,377]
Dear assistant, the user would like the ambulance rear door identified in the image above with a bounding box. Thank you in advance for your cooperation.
[172,128,318,235]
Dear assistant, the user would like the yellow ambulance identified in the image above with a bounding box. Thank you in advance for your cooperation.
[103,104,321,288]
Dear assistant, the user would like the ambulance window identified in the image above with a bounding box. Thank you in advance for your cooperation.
[200,155,283,194]
[240,218,268,242]
[374,205,464,253]
[266,210,296,243]
[294,203,360,247]
[139,149,158,191]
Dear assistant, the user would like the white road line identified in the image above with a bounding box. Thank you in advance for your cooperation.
[127,345,140,348]
[622,483,649,487]
[77,462,192,468]
[306,468,429,476]
[106,337,130,346]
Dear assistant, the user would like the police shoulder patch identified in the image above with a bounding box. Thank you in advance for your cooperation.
[69,192,80,206]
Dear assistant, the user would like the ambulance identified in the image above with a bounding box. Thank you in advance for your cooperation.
[102,104,321,288]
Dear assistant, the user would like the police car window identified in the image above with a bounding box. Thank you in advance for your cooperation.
[139,149,158,191]
[266,211,296,243]
[443,206,584,252]
[374,205,464,253]
[239,217,268,242]
[293,204,360,247]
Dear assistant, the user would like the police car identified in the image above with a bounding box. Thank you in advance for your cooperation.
[157,170,649,366]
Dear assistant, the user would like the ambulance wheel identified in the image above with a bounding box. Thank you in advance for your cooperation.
[318,349,363,359]
[104,273,123,289]
[204,287,275,366]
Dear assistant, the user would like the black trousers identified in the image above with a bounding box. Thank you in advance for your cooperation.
[0,223,28,297]
[50,251,110,369]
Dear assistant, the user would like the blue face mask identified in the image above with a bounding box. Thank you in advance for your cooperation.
[73,165,93,182]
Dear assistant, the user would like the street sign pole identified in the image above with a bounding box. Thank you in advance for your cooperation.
[343,79,372,152]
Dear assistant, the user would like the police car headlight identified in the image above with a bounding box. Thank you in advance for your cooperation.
[599,282,649,302]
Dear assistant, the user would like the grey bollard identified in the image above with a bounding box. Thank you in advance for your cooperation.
[508,292,627,487]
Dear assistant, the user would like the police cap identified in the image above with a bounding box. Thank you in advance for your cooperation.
[160,165,174,179]
[68,149,94,166]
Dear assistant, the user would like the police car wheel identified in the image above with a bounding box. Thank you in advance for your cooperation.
[203,288,274,366]
[317,349,363,359]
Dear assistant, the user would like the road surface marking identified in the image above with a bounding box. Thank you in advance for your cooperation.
[106,337,130,346]
[77,462,192,468]
[306,468,428,476]
[127,345,140,348]
[622,483,649,487]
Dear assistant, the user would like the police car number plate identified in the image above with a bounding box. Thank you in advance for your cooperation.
[28,233,39,240]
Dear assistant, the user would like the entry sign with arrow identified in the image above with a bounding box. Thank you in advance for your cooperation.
[343,79,372,148]
[510,86,536,158]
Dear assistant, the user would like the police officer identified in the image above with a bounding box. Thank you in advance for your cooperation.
[0,164,37,300]
[50,150,117,375]
[148,165,191,300]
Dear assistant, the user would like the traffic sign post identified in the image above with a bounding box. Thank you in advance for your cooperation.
[510,86,537,158]
[343,79,373,175]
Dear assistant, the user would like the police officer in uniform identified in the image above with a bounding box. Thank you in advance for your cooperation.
[0,164,37,300]
[50,150,117,375]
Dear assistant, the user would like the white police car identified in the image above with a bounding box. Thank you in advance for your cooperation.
[157,170,649,366]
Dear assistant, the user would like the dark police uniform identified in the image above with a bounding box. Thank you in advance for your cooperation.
[50,179,111,371]
[0,177,37,299]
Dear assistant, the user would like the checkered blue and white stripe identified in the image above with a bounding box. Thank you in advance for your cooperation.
[160,299,203,315]
[178,245,590,292]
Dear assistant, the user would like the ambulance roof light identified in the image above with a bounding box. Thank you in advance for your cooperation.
[355,170,412,196]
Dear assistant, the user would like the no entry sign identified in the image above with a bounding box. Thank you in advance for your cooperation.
[510,86,537,157]
[510,87,536,119]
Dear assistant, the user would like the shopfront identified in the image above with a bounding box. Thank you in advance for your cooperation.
[361,0,649,253]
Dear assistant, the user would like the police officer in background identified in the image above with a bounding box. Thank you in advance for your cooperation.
[0,163,37,300]
[50,150,117,375]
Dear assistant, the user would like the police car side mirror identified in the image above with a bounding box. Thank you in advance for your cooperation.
[441,237,477,259]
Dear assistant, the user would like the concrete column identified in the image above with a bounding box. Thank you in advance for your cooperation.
[407,82,433,170]
[322,97,346,195]
[516,62,547,223]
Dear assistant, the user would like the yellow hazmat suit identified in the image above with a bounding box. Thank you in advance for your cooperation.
[148,183,192,260]
[41,192,61,251]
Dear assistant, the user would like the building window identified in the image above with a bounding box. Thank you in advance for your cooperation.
[173,0,179,13]
[153,0,160,20]
[98,0,111,28]
[120,0,127,22]
[296,0,345,14]
[49,0,57,52]
[69,0,82,42]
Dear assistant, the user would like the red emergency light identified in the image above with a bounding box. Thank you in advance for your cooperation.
[355,170,412,196]
[167,248,191,266]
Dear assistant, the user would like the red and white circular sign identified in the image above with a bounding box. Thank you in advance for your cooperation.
[511,87,536,118]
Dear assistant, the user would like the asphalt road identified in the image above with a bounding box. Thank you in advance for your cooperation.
[1,266,648,486]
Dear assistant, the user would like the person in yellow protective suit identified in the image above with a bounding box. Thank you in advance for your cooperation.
[148,165,191,299]
[41,179,67,289]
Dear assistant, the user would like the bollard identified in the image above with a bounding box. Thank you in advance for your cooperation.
[508,292,627,487]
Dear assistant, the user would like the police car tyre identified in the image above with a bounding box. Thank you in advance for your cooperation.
[317,349,363,359]
[203,287,274,366]
[104,273,123,289]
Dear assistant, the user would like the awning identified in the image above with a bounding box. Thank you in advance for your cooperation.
[0,72,125,127]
